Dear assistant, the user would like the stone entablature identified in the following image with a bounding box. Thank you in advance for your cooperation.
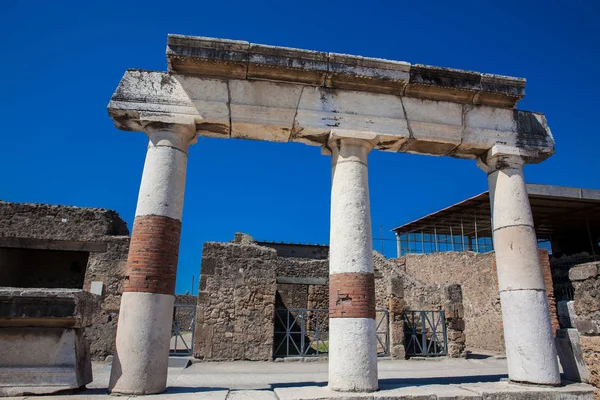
[109,36,554,161]
[166,35,525,108]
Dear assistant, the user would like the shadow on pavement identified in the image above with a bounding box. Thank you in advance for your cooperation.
[379,374,508,389]
[269,374,508,390]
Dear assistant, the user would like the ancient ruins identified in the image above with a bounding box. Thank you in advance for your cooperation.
[105,34,560,394]
[1,33,599,399]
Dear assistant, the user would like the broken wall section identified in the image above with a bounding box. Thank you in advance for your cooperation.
[0,202,130,360]
[374,252,466,358]
[396,250,557,355]
[194,241,278,361]
[569,262,600,397]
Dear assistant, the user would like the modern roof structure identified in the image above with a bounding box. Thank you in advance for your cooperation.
[392,184,600,256]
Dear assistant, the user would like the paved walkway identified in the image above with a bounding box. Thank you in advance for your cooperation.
[5,358,595,399]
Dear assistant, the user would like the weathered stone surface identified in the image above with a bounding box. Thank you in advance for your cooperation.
[558,300,577,329]
[556,328,590,383]
[570,260,600,398]
[0,288,100,328]
[0,201,131,361]
[570,264,600,282]
[0,289,97,395]
[166,35,525,108]
[195,241,277,361]
[110,35,555,162]
[0,201,128,241]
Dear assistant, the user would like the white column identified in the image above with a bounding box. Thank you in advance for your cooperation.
[478,148,560,386]
[328,137,378,392]
[109,120,196,395]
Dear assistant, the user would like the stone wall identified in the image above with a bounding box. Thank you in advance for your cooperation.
[374,252,466,358]
[398,250,557,354]
[0,202,130,360]
[569,261,600,398]
[195,235,467,361]
[194,241,277,361]
[82,236,130,359]
[258,242,329,260]
[0,202,129,240]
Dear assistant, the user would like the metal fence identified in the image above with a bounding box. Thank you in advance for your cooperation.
[170,304,196,356]
[402,310,447,357]
[274,308,390,358]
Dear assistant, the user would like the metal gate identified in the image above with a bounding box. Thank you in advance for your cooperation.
[376,310,390,356]
[274,308,390,357]
[274,308,329,357]
[170,304,196,356]
[402,310,447,357]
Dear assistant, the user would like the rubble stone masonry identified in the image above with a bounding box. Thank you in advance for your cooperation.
[570,261,600,398]
[0,202,130,360]
[399,250,557,354]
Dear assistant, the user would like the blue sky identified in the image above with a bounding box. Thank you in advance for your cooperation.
[1,1,598,294]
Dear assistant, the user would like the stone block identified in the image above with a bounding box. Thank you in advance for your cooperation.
[448,329,466,343]
[580,336,600,394]
[574,316,600,336]
[447,341,467,358]
[90,281,104,296]
[390,321,405,346]
[0,328,92,396]
[556,328,590,383]
[570,264,599,282]
[0,289,97,395]
[447,318,465,331]
[443,300,465,319]
[558,300,577,329]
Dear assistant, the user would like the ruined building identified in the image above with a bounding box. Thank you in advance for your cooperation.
[0,201,130,360]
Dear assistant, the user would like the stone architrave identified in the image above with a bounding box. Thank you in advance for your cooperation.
[108,117,197,395]
[477,145,561,386]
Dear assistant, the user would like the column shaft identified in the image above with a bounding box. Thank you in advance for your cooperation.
[328,138,378,392]
[485,155,560,385]
[109,124,194,395]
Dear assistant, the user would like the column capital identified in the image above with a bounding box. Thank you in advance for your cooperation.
[476,144,529,174]
[140,113,198,151]
[322,129,378,155]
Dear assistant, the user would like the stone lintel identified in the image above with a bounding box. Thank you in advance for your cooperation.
[0,288,99,328]
[0,237,108,252]
[276,277,327,285]
[108,70,554,161]
[166,34,525,108]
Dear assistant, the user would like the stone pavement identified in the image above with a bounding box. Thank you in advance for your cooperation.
[4,358,594,399]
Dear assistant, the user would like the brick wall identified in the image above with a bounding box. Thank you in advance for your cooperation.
[329,273,375,319]
[123,215,180,295]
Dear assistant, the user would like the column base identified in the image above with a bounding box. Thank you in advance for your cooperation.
[108,292,174,395]
[328,318,378,392]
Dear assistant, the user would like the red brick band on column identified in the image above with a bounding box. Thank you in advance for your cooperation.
[329,273,376,319]
[123,215,181,295]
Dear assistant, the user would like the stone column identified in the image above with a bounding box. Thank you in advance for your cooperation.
[109,120,196,395]
[478,147,560,386]
[328,137,378,392]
